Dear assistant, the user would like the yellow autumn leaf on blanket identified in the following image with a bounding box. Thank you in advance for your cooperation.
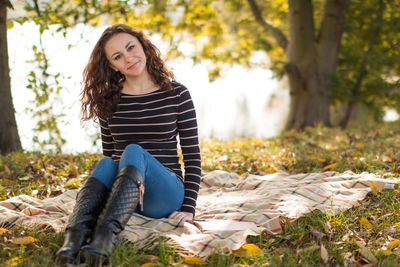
[0,228,9,235]
[322,163,337,171]
[387,240,400,250]
[11,236,37,245]
[359,217,373,228]
[140,263,154,267]
[183,256,207,265]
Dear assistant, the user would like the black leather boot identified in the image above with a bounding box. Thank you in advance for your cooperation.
[80,165,144,263]
[56,177,109,263]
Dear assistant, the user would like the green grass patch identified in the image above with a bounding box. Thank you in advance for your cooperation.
[1,122,399,266]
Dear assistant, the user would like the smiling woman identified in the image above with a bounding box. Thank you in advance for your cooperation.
[56,24,201,264]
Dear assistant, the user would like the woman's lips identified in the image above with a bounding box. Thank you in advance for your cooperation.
[127,61,139,70]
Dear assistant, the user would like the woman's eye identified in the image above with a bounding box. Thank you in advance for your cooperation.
[114,55,121,60]
[128,45,135,50]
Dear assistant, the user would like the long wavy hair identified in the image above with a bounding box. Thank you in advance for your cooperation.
[81,24,175,121]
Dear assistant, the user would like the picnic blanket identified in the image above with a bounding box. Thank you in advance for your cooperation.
[0,170,398,258]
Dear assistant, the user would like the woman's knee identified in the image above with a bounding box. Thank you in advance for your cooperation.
[98,157,116,167]
[119,144,147,172]
[124,144,145,155]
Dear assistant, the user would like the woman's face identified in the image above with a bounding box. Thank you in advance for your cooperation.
[104,33,147,79]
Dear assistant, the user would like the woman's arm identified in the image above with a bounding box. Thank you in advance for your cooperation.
[176,85,202,216]
[99,118,115,158]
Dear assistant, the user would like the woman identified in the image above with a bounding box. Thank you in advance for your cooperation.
[56,24,201,263]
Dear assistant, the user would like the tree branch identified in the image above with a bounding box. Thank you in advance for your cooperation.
[246,0,288,50]
[339,0,384,128]
[0,0,13,9]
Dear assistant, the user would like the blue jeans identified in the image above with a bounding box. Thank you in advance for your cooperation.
[90,144,184,219]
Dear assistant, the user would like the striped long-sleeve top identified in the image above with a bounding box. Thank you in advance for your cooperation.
[99,82,201,215]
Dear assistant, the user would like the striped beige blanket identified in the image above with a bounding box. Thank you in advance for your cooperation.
[0,170,397,258]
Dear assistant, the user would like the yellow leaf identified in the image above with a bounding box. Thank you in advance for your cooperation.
[183,256,207,265]
[382,250,394,256]
[6,256,22,265]
[140,263,154,267]
[387,240,400,250]
[320,243,329,263]
[355,143,365,149]
[359,217,373,228]
[11,236,37,245]
[275,253,281,261]
[240,243,263,256]
[369,181,379,195]
[351,151,362,157]
[0,228,9,235]
[323,163,337,171]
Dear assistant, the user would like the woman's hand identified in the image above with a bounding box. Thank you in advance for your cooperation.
[168,211,194,223]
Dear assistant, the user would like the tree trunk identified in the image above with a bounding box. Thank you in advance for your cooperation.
[0,1,22,154]
[285,0,348,130]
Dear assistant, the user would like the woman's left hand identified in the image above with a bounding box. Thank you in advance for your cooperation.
[168,211,194,223]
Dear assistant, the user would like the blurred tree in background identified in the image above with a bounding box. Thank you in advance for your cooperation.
[1,0,399,153]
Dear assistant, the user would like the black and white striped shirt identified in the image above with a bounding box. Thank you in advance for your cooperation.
[99,82,201,214]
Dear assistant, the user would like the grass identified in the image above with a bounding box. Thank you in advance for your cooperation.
[0,122,400,266]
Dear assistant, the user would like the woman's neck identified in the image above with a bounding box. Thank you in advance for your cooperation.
[122,72,158,95]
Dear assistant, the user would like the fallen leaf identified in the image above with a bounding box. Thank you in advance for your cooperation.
[359,217,373,228]
[355,143,365,149]
[310,229,326,240]
[382,156,393,162]
[4,164,11,174]
[383,226,397,235]
[321,243,329,263]
[240,243,263,256]
[323,163,337,171]
[355,241,377,264]
[387,240,400,250]
[140,263,154,267]
[183,256,207,265]
[0,228,9,235]
[275,253,281,261]
[6,256,22,266]
[369,181,379,195]
[11,236,37,245]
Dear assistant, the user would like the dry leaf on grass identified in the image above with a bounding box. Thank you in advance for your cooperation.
[183,256,207,265]
[10,236,37,245]
[320,243,329,263]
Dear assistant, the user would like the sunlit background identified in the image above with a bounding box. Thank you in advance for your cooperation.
[8,22,290,153]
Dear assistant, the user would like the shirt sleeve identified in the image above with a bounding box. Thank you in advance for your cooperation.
[177,86,202,215]
[99,117,115,158]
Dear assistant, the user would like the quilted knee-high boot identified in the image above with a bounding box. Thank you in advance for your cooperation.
[56,177,109,263]
[80,165,144,263]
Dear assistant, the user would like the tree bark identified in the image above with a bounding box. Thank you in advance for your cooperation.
[0,0,22,154]
[247,0,348,130]
[284,0,348,130]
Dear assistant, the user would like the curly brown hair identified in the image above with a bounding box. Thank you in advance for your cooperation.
[81,24,175,121]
